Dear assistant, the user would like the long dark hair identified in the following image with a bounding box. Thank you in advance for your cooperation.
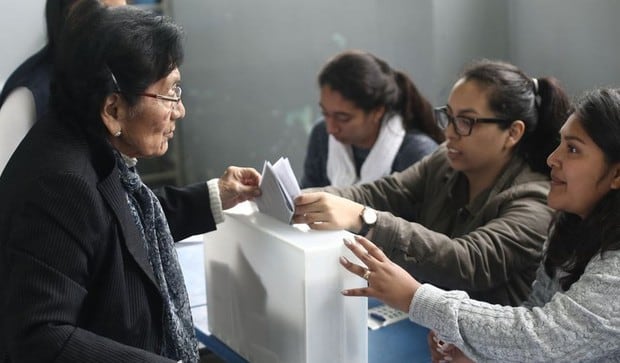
[45,0,78,58]
[51,0,184,136]
[462,59,572,174]
[318,50,444,143]
[544,88,620,290]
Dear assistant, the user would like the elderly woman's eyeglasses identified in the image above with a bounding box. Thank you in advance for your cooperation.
[434,106,511,136]
[109,70,182,109]
[139,86,182,105]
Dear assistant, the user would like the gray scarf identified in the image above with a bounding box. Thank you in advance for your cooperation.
[114,150,198,363]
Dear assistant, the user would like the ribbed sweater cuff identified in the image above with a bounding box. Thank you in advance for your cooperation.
[409,283,446,327]
[207,179,224,224]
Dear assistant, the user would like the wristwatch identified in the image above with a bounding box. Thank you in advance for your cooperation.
[358,206,377,236]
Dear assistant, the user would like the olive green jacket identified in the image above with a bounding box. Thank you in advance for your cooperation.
[322,144,553,306]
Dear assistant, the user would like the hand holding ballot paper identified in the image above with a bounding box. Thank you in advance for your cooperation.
[255,157,301,224]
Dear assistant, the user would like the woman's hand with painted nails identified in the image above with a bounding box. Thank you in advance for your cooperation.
[339,235,421,313]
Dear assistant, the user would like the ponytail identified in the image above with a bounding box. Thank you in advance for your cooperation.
[520,77,572,174]
[462,59,572,175]
[394,71,444,143]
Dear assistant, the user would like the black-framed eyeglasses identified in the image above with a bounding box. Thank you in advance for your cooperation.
[109,69,182,107]
[434,106,511,136]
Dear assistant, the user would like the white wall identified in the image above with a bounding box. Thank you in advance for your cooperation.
[0,1,46,84]
[508,0,620,98]
[431,0,509,104]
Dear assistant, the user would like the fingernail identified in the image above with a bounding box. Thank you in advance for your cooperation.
[339,256,349,265]
[341,290,350,295]
[343,237,354,246]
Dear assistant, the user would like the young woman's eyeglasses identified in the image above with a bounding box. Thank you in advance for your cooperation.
[434,106,511,136]
[109,69,182,109]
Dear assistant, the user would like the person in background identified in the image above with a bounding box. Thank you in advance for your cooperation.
[300,50,443,188]
[294,60,571,306]
[0,0,126,172]
[0,1,259,362]
[340,88,620,363]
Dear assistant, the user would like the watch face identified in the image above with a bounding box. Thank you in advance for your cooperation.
[362,208,377,225]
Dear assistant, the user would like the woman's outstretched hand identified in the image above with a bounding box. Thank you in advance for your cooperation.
[339,235,421,313]
[293,192,364,231]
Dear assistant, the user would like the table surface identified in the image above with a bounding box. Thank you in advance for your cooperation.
[176,236,431,363]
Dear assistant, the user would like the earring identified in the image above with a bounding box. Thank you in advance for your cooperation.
[113,130,122,137]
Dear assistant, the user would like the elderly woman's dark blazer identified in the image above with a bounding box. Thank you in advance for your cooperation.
[0,113,216,362]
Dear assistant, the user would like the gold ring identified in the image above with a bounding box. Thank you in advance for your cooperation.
[362,269,371,281]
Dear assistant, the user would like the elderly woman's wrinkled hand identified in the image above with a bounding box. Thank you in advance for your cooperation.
[218,166,261,210]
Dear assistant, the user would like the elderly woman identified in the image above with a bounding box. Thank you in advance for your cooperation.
[0,1,259,362]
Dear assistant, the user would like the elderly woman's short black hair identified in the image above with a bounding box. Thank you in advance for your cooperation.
[51,0,184,134]
[45,0,78,57]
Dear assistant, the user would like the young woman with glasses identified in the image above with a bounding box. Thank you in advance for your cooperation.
[341,88,620,362]
[294,59,571,306]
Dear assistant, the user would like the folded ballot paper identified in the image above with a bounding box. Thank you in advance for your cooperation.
[254,157,301,224]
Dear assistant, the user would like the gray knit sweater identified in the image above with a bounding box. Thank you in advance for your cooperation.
[410,249,620,362]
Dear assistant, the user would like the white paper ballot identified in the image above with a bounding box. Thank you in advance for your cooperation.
[254,157,301,224]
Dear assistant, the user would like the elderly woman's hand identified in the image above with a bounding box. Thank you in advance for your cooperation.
[218,166,261,210]
[340,235,421,313]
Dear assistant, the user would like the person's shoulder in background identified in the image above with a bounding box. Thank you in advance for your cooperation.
[392,128,440,172]
[300,119,331,189]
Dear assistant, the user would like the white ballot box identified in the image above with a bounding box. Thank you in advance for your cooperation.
[203,201,368,363]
